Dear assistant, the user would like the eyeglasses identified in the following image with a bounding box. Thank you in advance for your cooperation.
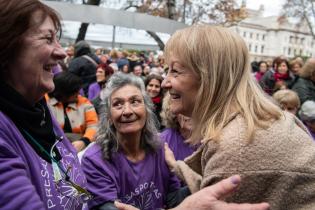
[50,139,93,203]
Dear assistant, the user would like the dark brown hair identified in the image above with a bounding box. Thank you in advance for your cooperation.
[0,0,61,72]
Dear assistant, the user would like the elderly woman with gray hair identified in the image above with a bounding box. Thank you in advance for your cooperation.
[81,72,188,210]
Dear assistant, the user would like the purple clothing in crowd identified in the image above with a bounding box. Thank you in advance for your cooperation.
[88,82,101,101]
[0,111,87,210]
[160,128,196,161]
[82,143,180,210]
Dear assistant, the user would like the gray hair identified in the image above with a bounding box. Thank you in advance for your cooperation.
[96,72,161,160]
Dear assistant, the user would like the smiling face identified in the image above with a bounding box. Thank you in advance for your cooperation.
[259,62,267,73]
[291,63,301,75]
[162,56,199,117]
[277,62,289,74]
[6,12,66,104]
[146,78,161,98]
[110,85,147,136]
[96,67,106,82]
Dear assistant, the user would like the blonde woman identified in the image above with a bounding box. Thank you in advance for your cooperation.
[162,25,315,210]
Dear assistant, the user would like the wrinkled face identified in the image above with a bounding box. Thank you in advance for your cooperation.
[133,66,142,77]
[96,68,106,82]
[291,64,301,75]
[162,56,199,117]
[277,62,288,74]
[7,13,66,104]
[146,79,161,98]
[110,85,147,135]
[259,63,268,73]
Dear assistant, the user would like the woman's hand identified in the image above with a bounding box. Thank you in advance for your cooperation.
[171,175,270,210]
[114,201,139,210]
[72,140,86,152]
[164,143,177,170]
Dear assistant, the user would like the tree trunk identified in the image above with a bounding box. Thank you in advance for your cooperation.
[75,0,101,43]
[146,31,165,50]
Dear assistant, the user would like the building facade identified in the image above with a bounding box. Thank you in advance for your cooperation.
[230,5,315,62]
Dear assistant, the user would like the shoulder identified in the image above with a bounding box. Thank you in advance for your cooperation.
[82,143,102,160]
[77,95,93,106]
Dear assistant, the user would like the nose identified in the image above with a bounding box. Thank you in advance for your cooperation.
[161,76,171,89]
[53,41,67,60]
[122,103,133,116]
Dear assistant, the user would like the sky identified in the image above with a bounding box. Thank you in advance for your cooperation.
[238,0,286,17]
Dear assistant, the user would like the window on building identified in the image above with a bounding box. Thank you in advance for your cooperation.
[301,38,305,44]
[256,33,259,40]
[261,45,264,54]
[255,45,258,53]
[249,44,252,52]
[250,32,253,39]
[289,36,293,44]
[243,31,246,37]
[288,48,291,55]
[294,49,297,55]
[300,49,303,55]
[262,34,265,41]
[283,47,286,54]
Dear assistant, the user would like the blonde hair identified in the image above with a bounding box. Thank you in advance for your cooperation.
[299,58,315,79]
[273,89,300,110]
[290,59,303,68]
[164,25,282,144]
[160,93,178,129]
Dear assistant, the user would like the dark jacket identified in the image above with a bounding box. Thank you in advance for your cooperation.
[292,77,315,104]
[68,41,100,97]
[259,70,295,95]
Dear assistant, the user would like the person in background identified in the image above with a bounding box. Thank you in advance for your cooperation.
[272,89,300,115]
[121,64,130,74]
[292,58,315,104]
[299,100,315,140]
[145,74,164,127]
[117,50,130,70]
[254,61,268,82]
[68,40,100,97]
[160,93,196,161]
[260,58,294,95]
[81,73,187,210]
[47,71,98,152]
[88,63,114,101]
[290,58,304,76]
[162,25,315,209]
[0,0,90,209]
[132,65,143,77]
[64,44,74,67]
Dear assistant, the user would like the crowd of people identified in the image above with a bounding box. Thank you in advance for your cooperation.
[1,0,315,210]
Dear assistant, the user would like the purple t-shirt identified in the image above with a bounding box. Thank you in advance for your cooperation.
[160,128,196,161]
[82,143,180,210]
[88,82,101,101]
[0,111,87,210]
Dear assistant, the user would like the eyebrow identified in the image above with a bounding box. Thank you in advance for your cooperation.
[112,95,142,101]
[38,29,57,36]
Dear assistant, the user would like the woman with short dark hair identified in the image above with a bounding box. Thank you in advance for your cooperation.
[0,0,90,209]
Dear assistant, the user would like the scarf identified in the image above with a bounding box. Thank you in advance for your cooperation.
[151,96,162,105]
[274,72,290,82]
[0,82,61,162]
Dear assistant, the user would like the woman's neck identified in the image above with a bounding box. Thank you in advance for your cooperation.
[118,132,145,162]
